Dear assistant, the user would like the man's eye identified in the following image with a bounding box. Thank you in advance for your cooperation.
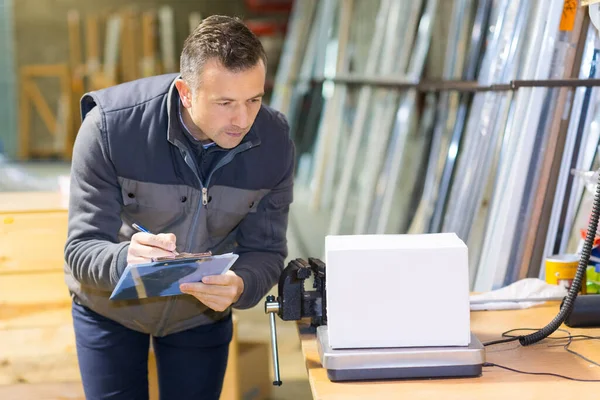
[218,102,230,106]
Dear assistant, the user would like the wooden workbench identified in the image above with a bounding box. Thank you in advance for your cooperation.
[299,302,600,399]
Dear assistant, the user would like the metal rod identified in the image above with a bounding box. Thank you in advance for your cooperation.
[265,295,282,386]
[268,311,282,386]
[306,76,600,91]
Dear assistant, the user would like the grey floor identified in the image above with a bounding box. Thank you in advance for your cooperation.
[0,159,312,400]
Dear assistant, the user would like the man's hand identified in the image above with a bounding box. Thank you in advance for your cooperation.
[127,232,177,264]
[180,271,245,312]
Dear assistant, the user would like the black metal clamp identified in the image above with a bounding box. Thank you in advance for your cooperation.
[264,257,327,386]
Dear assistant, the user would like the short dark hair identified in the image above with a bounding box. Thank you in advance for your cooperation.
[180,15,267,90]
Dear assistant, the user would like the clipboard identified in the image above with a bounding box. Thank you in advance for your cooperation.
[110,252,239,301]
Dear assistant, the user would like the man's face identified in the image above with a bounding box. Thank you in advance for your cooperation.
[179,58,265,149]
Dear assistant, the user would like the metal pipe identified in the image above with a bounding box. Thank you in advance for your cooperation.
[305,76,600,91]
[265,295,282,386]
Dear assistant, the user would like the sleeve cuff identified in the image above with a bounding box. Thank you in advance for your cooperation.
[111,242,130,287]
[232,267,259,309]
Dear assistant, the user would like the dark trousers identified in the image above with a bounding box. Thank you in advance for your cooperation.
[72,301,232,400]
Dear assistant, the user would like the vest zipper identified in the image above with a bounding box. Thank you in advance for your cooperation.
[187,141,255,246]
[202,187,208,206]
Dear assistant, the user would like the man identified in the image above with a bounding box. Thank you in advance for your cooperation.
[64,15,295,400]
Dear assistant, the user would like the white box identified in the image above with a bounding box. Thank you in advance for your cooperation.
[325,233,471,349]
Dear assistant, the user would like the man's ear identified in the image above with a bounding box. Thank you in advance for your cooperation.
[175,79,193,108]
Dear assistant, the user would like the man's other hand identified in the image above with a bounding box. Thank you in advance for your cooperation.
[179,271,245,312]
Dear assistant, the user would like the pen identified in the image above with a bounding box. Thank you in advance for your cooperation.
[132,223,179,256]
[132,223,151,233]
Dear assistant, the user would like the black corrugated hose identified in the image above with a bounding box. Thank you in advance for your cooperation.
[519,169,600,346]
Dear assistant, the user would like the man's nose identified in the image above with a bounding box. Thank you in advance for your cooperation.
[232,104,249,129]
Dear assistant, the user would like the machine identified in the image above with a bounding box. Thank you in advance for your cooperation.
[264,257,485,384]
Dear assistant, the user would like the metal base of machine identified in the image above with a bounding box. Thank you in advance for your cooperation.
[316,326,485,382]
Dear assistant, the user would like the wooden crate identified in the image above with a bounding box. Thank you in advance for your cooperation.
[0,192,68,275]
[0,191,78,395]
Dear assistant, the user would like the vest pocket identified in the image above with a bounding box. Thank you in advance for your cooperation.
[206,186,268,238]
[118,178,189,233]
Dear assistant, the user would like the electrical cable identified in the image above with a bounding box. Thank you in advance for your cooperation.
[483,328,600,382]
[518,170,600,346]
[483,362,600,382]
[497,328,600,366]
[482,337,519,346]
